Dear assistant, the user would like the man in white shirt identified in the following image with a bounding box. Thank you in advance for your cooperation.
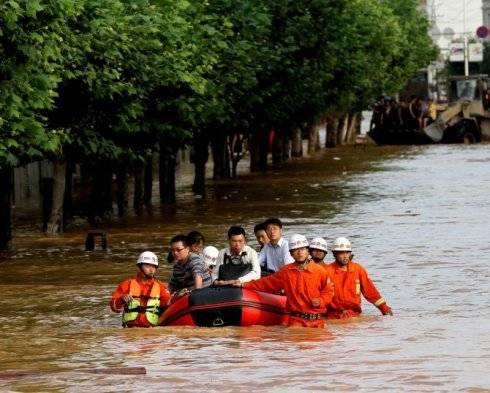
[258,218,294,275]
[212,226,261,285]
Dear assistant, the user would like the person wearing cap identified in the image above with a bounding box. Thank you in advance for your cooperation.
[110,251,171,328]
[324,237,393,319]
[309,237,328,265]
[168,234,212,296]
[258,218,294,276]
[203,245,219,274]
[212,226,261,286]
[237,234,334,328]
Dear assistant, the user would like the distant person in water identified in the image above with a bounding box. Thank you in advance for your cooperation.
[309,237,328,265]
[258,218,294,276]
[168,234,211,296]
[423,97,437,128]
[323,237,393,319]
[110,251,170,328]
[237,234,334,328]
[253,222,270,250]
[213,226,260,285]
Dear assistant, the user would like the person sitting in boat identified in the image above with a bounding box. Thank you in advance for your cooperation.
[203,245,219,274]
[309,237,328,265]
[168,234,212,297]
[323,237,393,319]
[213,226,261,286]
[258,218,294,276]
[253,222,270,250]
[234,234,334,328]
[167,230,205,264]
[110,251,171,328]
[186,230,206,255]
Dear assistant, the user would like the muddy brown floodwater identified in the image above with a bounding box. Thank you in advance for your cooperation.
[1,145,489,392]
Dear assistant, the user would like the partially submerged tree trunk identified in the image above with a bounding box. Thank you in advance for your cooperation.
[272,129,286,166]
[291,127,303,157]
[315,123,323,151]
[87,161,113,225]
[115,163,127,217]
[143,154,153,207]
[133,160,144,210]
[306,122,318,155]
[159,140,178,203]
[326,116,339,147]
[63,160,74,225]
[0,167,12,252]
[249,131,261,172]
[211,132,230,180]
[192,131,208,196]
[258,129,269,172]
[45,158,67,234]
[99,163,114,214]
[337,114,349,145]
[345,112,361,144]
[228,133,244,178]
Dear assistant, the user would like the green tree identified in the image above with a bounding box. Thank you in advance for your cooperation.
[381,0,438,94]
[45,0,205,224]
[0,0,80,250]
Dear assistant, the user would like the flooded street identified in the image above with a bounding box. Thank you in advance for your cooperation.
[1,145,489,392]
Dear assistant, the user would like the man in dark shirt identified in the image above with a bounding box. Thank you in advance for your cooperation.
[167,230,205,264]
[168,234,211,296]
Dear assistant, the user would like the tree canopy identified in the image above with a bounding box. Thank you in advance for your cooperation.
[0,0,437,169]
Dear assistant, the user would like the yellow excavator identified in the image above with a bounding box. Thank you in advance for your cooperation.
[424,75,490,143]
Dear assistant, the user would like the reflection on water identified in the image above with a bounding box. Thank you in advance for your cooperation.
[1,145,490,391]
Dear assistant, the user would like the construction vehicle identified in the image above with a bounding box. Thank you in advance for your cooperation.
[368,74,490,145]
[424,74,490,143]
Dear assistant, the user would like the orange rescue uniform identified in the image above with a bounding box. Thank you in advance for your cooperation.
[324,260,391,319]
[110,273,171,327]
[244,260,334,328]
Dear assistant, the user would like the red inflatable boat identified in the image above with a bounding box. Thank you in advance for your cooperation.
[159,286,288,327]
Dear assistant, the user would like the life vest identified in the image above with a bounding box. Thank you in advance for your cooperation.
[122,279,161,327]
[218,252,252,280]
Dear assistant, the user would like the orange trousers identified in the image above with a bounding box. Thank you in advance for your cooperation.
[287,315,325,328]
[325,309,360,319]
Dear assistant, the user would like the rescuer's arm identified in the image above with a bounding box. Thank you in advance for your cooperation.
[110,280,131,313]
[313,275,334,308]
[359,266,393,315]
[243,270,284,293]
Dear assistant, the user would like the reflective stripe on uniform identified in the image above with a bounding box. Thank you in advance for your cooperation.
[122,280,161,326]
[355,279,360,295]
[374,297,385,307]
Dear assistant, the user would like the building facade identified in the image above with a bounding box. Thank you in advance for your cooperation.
[483,0,490,29]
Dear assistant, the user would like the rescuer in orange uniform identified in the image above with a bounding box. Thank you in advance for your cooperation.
[235,234,334,328]
[324,237,393,319]
[110,251,171,327]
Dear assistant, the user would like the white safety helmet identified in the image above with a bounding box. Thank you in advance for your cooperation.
[202,246,219,267]
[310,237,328,253]
[136,251,159,267]
[332,237,352,252]
[289,234,309,250]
